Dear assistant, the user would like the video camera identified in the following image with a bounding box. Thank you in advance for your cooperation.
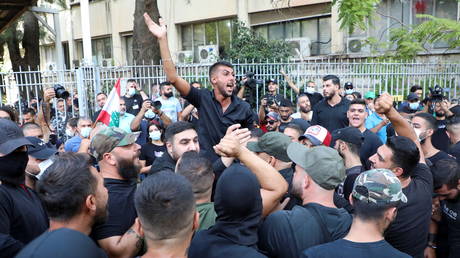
[243,72,264,89]
[428,85,444,103]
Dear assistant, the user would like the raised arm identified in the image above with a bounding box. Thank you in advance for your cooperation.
[280,70,300,95]
[375,93,425,164]
[144,14,191,96]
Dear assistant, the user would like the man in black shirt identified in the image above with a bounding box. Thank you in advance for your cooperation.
[278,98,294,132]
[369,93,433,258]
[411,113,454,167]
[89,127,143,257]
[124,79,148,116]
[303,169,410,258]
[346,98,382,169]
[431,99,454,152]
[447,116,460,162]
[261,79,284,106]
[0,119,48,257]
[144,16,254,162]
[311,75,350,132]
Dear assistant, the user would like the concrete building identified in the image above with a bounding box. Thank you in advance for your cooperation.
[38,0,460,69]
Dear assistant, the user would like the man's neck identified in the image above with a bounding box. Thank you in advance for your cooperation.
[99,165,124,180]
[281,117,292,123]
[302,189,336,208]
[327,94,342,106]
[195,195,212,205]
[357,125,366,133]
[274,161,292,172]
[213,90,232,112]
[161,95,169,100]
[344,217,384,243]
[343,154,362,169]
[422,138,439,158]
[399,176,412,188]
[49,215,93,235]
[142,237,191,258]
[300,110,312,121]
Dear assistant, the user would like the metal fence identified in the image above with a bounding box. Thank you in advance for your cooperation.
[1,59,460,120]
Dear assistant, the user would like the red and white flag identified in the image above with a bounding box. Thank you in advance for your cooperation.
[95,78,121,127]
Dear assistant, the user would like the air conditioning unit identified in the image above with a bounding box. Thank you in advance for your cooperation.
[198,45,219,63]
[100,58,112,67]
[47,63,56,71]
[347,37,370,55]
[177,50,193,64]
[286,37,311,60]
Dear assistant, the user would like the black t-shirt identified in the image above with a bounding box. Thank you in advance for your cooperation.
[0,184,49,257]
[432,119,450,152]
[311,97,351,133]
[124,94,144,116]
[91,178,137,241]
[139,142,166,166]
[440,197,460,255]
[184,86,254,162]
[449,141,460,164]
[360,129,383,169]
[384,163,433,258]
[302,239,411,258]
[258,203,352,258]
[334,165,364,213]
[302,92,323,108]
[279,121,291,133]
[427,150,455,166]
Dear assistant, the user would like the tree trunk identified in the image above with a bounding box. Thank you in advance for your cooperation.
[132,0,161,65]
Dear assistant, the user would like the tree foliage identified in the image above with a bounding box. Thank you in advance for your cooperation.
[224,21,291,62]
[332,0,380,34]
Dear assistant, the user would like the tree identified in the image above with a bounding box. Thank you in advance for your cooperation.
[132,0,161,65]
[333,0,460,59]
[225,21,291,62]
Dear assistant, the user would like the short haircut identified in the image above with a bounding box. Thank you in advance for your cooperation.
[432,159,460,189]
[446,116,460,133]
[386,136,420,178]
[410,85,422,92]
[176,151,214,200]
[127,78,136,83]
[77,117,92,126]
[350,98,366,108]
[164,121,195,143]
[23,108,36,116]
[22,122,42,132]
[285,123,303,136]
[342,141,361,156]
[352,197,398,221]
[135,171,195,240]
[0,105,18,122]
[307,80,315,85]
[36,153,96,221]
[279,98,293,108]
[96,92,107,98]
[322,75,340,88]
[160,81,172,88]
[209,61,233,80]
[413,112,437,131]
[67,117,79,128]
[190,81,201,86]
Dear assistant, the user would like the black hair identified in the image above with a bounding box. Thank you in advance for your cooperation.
[160,81,173,87]
[279,98,293,108]
[96,92,107,98]
[127,78,136,83]
[37,153,96,221]
[0,105,18,122]
[352,92,362,99]
[164,121,196,143]
[410,85,423,93]
[413,112,437,131]
[432,159,460,190]
[67,117,79,128]
[209,61,233,80]
[386,136,420,178]
[190,81,201,86]
[148,120,165,142]
[343,141,361,156]
[176,151,214,200]
[322,75,341,88]
[350,98,367,107]
[446,116,460,132]
[135,171,195,240]
[285,123,303,136]
[23,108,36,116]
[352,197,398,221]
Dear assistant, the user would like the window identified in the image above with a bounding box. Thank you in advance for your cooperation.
[253,16,332,56]
[181,18,234,61]
[76,37,113,65]
[125,36,133,65]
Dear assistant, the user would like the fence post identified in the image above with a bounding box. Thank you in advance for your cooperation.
[93,66,101,111]
[76,67,89,118]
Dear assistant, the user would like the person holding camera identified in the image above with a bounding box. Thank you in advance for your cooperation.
[130,99,172,146]
[124,79,148,116]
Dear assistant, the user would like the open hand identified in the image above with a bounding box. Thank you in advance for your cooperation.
[144,13,167,39]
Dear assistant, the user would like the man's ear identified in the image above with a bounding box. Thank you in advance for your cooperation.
[348,194,354,205]
[103,153,117,166]
[85,194,96,215]
[392,167,404,178]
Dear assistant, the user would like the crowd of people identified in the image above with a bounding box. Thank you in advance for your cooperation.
[0,14,459,258]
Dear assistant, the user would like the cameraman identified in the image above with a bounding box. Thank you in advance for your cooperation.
[130,99,172,145]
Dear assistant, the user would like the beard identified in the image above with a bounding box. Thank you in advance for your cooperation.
[324,89,336,100]
[300,106,310,113]
[435,111,445,118]
[93,203,109,227]
[116,156,140,180]
[217,84,233,98]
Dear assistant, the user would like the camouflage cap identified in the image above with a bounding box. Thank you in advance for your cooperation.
[90,127,140,161]
[352,169,408,204]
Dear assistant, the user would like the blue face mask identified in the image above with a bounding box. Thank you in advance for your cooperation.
[80,127,92,138]
[149,131,161,141]
[145,109,155,119]
[409,102,419,110]
[345,89,353,95]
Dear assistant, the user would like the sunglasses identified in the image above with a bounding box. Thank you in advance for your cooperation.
[267,120,277,125]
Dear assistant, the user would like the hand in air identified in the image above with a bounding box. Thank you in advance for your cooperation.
[143,13,167,39]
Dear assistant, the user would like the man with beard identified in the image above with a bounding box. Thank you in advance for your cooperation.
[144,15,254,162]
[346,99,382,169]
[431,98,454,152]
[92,92,107,122]
[368,93,432,258]
[89,127,144,258]
[157,81,182,122]
[265,112,281,132]
[302,169,410,258]
[258,144,352,258]
[311,75,350,132]
[291,94,313,122]
[278,98,294,132]
[0,118,48,257]
[17,153,108,258]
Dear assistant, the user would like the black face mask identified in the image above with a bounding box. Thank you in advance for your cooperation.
[0,151,28,185]
[164,92,173,98]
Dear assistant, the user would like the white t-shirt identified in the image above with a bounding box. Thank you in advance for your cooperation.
[158,97,182,122]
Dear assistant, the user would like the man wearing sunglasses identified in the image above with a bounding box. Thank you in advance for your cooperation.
[266,112,281,132]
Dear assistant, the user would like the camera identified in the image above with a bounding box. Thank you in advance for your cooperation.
[244,72,264,89]
[54,84,69,99]
[266,95,276,106]
[429,85,444,102]
[153,100,162,110]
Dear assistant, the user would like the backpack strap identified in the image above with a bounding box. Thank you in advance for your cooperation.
[305,205,332,243]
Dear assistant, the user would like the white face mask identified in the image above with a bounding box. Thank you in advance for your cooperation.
[80,127,92,138]
[34,158,54,180]
[409,102,419,110]
[145,109,155,119]
[149,131,161,141]
[128,87,136,97]
[413,128,427,142]
[306,87,315,94]
[65,128,74,137]
[345,89,354,94]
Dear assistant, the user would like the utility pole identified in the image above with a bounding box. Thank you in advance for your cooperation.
[80,0,93,65]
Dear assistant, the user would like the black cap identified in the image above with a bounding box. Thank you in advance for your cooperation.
[332,127,364,147]
[26,137,57,160]
[266,78,277,84]
[407,93,419,101]
[0,118,32,155]
[344,82,353,90]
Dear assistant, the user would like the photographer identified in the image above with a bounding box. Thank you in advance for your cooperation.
[130,99,172,145]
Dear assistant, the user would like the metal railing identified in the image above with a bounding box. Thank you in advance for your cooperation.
[1,59,459,121]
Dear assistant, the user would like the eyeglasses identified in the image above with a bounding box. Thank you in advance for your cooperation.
[267,120,277,125]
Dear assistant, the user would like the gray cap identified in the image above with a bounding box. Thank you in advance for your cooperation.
[247,132,291,162]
